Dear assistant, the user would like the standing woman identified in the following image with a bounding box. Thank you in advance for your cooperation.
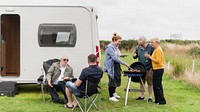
[145,37,166,105]
[104,33,129,102]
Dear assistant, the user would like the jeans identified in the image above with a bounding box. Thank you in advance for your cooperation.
[65,81,81,96]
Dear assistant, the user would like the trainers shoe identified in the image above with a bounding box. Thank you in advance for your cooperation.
[113,93,120,99]
[147,98,152,102]
[109,96,119,102]
[136,96,145,100]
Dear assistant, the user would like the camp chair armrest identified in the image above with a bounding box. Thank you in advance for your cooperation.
[37,75,44,85]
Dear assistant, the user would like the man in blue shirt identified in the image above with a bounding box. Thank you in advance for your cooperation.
[133,36,154,102]
[65,54,103,108]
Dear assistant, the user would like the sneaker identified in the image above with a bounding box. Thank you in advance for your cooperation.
[109,96,119,102]
[147,98,153,102]
[136,96,145,100]
[113,93,120,99]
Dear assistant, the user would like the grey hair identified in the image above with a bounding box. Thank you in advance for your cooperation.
[151,37,160,44]
[138,36,147,43]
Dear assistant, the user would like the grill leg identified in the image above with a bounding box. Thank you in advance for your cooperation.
[125,77,131,106]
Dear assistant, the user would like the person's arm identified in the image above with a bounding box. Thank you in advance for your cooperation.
[133,45,139,59]
[106,46,129,67]
[46,64,55,87]
[152,49,163,64]
[145,49,163,64]
[75,79,82,87]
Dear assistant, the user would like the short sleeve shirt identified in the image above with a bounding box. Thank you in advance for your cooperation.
[77,65,103,91]
[135,43,154,70]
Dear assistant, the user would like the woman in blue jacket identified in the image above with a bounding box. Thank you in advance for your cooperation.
[104,33,129,102]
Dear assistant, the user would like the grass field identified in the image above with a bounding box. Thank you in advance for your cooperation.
[0,52,200,112]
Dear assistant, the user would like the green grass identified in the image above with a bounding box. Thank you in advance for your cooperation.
[0,52,200,112]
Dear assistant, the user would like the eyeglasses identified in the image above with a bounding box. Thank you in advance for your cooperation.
[63,59,69,61]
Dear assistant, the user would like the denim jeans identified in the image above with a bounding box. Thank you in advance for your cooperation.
[65,81,81,96]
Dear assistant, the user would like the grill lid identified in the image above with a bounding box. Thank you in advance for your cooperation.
[130,62,146,73]
[123,62,146,82]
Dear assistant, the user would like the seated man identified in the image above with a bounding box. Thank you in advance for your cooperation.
[46,54,74,104]
[65,54,103,108]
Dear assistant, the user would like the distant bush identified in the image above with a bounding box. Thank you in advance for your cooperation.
[100,40,110,52]
[172,59,186,77]
[100,39,137,52]
[186,47,200,58]
[161,39,200,45]
[119,39,138,51]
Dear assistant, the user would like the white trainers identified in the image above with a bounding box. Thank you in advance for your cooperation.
[113,93,120,99]
[109,96,119,102]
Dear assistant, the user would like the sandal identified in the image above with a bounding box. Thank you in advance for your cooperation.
[63,104,73,108]
[73,104,78,108]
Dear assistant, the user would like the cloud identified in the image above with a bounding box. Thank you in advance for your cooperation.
[1,0,200,40]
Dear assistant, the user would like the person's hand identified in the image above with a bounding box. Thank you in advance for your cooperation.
[48,80,53,88]
[62,77,72,81]
[133,50,138,58]
[133,52,137,57]
[144,53,150,59]
[125,63,130,68]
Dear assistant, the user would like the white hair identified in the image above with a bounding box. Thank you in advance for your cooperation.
[138,36,147,43]
[151,37,160,44]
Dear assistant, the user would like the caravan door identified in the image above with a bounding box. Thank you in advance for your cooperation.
[1,14,20,77]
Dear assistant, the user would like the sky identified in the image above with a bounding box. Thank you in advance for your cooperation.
[1,0,200,40]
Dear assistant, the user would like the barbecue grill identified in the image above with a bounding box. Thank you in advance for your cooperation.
[123,62,146,106]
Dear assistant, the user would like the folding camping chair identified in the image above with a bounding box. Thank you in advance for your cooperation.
[68,76,101,112]
[37,59,60,102]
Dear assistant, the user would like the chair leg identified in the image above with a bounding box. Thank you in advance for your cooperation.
[87,94,99,112]
[41,84,45,102]
[85,96,87,112]
[72,95,84,112]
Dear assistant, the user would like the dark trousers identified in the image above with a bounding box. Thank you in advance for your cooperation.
[47,81,67,102]
[108,86,116,97]
[153,69,166,104]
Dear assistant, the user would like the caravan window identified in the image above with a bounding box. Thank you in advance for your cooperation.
[38,24,76,47]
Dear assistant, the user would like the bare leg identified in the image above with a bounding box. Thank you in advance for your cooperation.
[140,82,145,98]
[65,87,73,107]
[148,85,153,98]
[72,96,78,107]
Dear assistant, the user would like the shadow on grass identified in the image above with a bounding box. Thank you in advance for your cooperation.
[17,84,41,93]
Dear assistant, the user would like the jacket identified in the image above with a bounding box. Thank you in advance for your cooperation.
[104,42,126,79]
[46,62,74,82]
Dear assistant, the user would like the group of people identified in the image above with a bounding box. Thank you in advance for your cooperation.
[46,54,103,108]
[104,33,166,105]
[46,33,166,110]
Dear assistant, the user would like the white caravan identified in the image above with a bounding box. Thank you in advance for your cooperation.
[0,5,100,83]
